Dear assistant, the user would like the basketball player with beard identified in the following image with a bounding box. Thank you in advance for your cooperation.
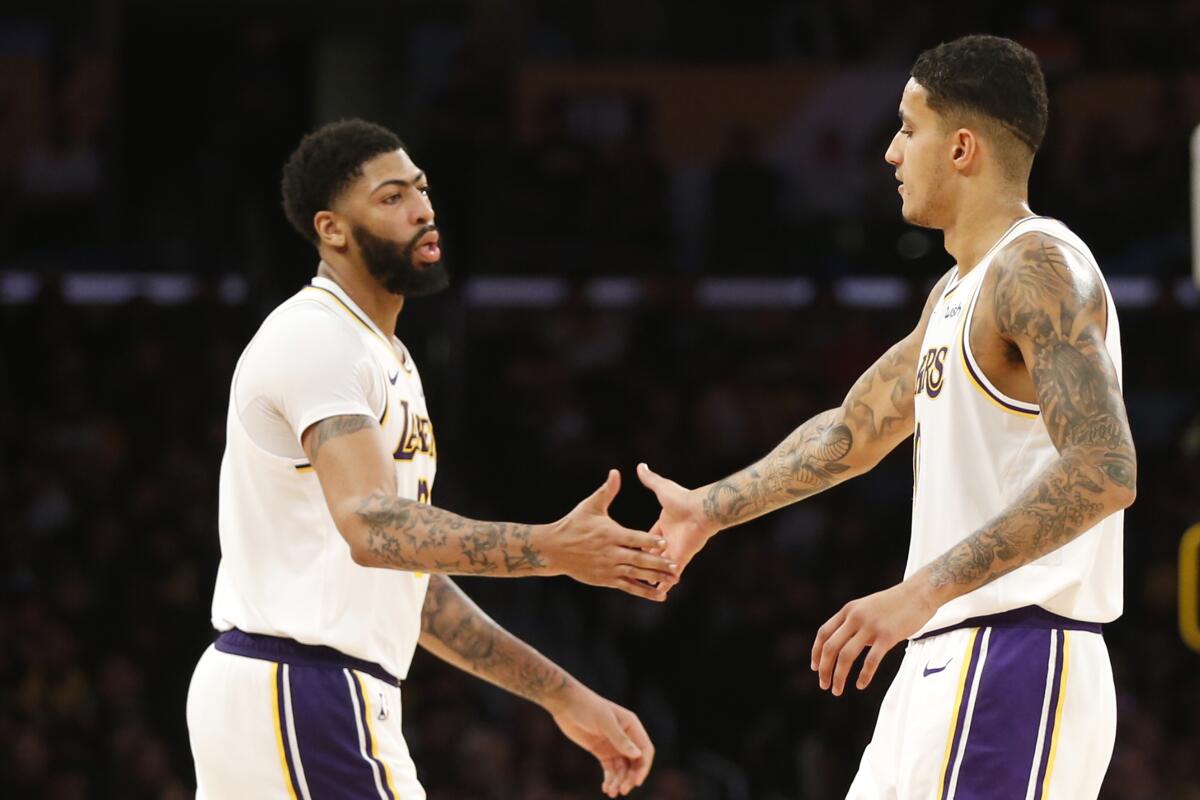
[187,119,676,798]
[638,36,1136,798]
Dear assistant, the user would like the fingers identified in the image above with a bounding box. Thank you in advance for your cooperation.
[815,608,856,692]
[646,521,669,557]
[813,603,902,695]
[600,756,620,798]
[620,710,655,789]
[811,606,846,672]
[817,627,852,693]
[598,706,642,761]
[614,524,668,553]
[625,548,679,576]
[857,639,898,690]
[637,462,683,502]
[615,563,678,587]
[830,629,870,696]
[612,577,669,602]
[636,462,663,493]
[595,469,621,513]
[618,758,637,795]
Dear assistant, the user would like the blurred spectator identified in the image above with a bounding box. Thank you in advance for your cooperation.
[2,1,1199,797]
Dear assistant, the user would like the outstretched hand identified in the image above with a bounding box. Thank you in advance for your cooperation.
[636,463,721,575]
[550,685,655,797]
[550,469,680,601]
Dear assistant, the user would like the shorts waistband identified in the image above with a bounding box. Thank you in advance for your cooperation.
[915,605,1104,641]
[214,629,401,687]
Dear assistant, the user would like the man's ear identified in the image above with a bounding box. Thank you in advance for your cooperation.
[314,210,348,249]
[949,128,979,173]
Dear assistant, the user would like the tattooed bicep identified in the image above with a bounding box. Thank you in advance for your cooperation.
[990,234,1131,467]
[302,414,376,462]
[991,233,1106,345]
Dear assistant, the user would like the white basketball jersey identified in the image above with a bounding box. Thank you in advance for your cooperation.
[211,274,435,680]
[908,217,1123,636]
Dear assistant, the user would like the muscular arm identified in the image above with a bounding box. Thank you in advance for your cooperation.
[699,271,952,529]
[418,574,571,708]
[301,416,674,597]
[919,234,1136,598]
[303,416,550,575]
[419,574,657,796]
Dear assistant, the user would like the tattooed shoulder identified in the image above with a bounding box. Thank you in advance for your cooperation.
[990,232,1105,341]
[306,414,374,461]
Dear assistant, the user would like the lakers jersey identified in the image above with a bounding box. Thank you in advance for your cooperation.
[908,217,1123,636]
[210,274,436,680]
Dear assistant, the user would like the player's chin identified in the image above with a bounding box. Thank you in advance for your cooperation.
[900,204,932,229]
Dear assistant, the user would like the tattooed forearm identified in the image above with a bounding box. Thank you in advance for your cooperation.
[420,575,569,707]
[307,414,372,461]
[702,410,853,526]
[927,452,1109,588]
[924,234,1135,594]
[353,493,547,575]
[702,336,918,528]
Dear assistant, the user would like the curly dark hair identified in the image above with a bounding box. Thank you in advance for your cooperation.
[911,35,1048,160]
[280,119,405,245]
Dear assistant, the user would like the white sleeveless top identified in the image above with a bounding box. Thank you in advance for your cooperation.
[211,275,435,679]
[908,217,1123,637]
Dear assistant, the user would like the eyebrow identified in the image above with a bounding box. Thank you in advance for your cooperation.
[898,110,913,126]
[371,172,425,193]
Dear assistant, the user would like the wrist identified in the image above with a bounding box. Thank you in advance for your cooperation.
[692,486,726,537]
[528,522,561,577]
[540,673,583,716]
[909,566,953,611]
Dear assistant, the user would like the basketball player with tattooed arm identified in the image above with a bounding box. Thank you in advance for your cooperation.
[638,36,1135,799]
[187,119,679,799]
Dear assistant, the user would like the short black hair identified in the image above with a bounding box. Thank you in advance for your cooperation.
[280,119,405,245]
[911,35,1048,157]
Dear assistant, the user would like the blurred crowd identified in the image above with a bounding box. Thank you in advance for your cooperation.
[2,287,1198,798]
[3,0,1198,281]
[3,0,1200,797]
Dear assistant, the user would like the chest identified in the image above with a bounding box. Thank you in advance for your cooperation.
[913,281,972,402]
[916,272,1036,409]
[364,337,436,463]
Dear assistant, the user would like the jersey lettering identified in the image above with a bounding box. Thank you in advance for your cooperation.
[392,400,437,461]
[915,346,949,399]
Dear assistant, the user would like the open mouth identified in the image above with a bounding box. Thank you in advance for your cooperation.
[413,231,441,264]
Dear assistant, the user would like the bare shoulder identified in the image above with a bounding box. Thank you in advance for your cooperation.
[987,231,1105,341]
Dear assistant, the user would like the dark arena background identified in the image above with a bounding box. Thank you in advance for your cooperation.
[3,1,1199,798]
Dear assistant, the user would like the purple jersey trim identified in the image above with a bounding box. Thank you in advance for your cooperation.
[275,664,304,796]
[349,670,396,800]
[1032,629,1067,799]
[940,630,987,799]
[952,628,1056,799]
[286,664,391,799]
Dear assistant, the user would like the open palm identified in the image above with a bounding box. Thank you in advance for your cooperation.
[636,463,720,574]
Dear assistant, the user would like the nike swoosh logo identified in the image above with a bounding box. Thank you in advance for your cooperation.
[923,660,952,677]
[388,371,399,385]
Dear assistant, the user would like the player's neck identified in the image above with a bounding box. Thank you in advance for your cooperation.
[316,259,404,334]
[943,192,1033,277]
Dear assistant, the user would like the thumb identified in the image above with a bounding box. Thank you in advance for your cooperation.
[598,710,641,760]
[637,462,668,497]
[583,469,621,514]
